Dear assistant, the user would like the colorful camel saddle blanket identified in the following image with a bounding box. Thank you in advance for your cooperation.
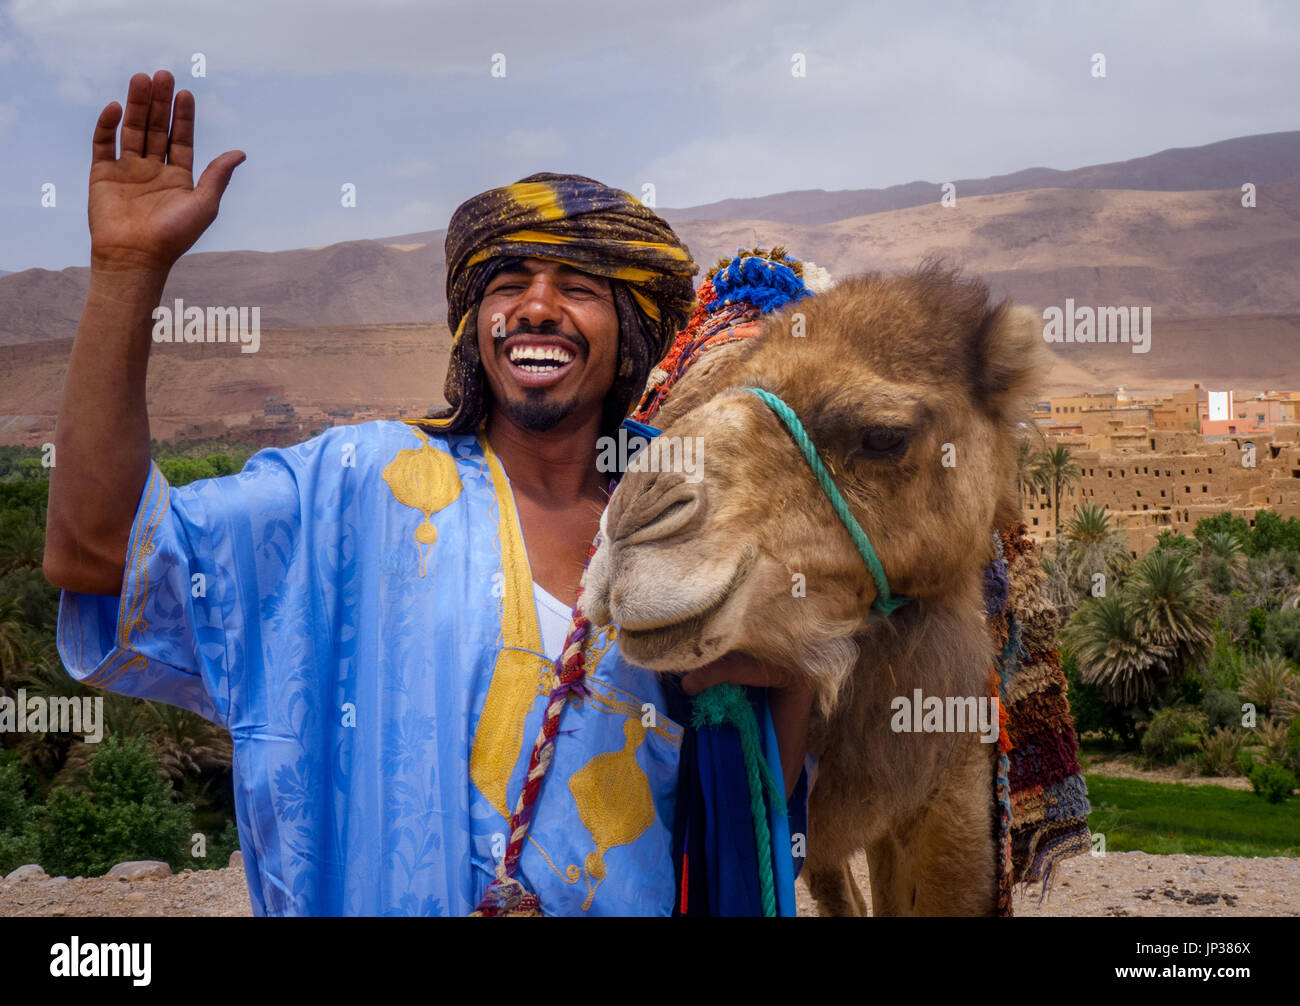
[56,421,690,916]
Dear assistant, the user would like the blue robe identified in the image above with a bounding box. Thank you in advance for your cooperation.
[57,420,684,916]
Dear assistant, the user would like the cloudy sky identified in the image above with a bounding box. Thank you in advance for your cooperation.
[1,0,1297,272]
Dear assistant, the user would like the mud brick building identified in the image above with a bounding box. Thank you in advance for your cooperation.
[1025,385,1300,555]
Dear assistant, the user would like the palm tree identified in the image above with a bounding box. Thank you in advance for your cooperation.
[1241,652,1297,717]
[1124,548,1215,676]
[1202,530,1247,592]
[0,516,44,576]
[147,702,233,784]
[1033,444,1081,540]
[1064,593,1170,705]
[0,596,25,690]
[1241,553,1297,609]
[1014,438,1047,509]
[1063,503,1129,579]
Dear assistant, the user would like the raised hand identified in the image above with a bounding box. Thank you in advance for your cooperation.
[88,70,245,273]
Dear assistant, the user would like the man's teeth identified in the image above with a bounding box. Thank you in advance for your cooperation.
[508,345,575,372]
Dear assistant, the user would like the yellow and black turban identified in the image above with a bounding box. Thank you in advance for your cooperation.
[420,172,698,436]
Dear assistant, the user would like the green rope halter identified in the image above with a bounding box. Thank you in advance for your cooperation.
[746,387,912,615]
[692,683,786,917]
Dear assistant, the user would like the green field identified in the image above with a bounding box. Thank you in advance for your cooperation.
[1085,775,1300,857]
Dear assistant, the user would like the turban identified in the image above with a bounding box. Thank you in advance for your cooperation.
[420,172,698,437]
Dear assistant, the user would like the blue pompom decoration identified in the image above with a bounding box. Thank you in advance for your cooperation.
[707,251,812,314]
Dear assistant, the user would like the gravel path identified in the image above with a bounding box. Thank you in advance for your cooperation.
[1083,754,1255,791]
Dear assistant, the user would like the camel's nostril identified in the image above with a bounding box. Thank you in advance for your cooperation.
[649,499,687,527]
[617,487,701,546]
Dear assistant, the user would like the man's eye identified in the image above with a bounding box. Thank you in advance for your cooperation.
[861,427,908,456]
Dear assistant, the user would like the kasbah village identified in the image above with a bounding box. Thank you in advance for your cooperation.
[1024,386,1300,555]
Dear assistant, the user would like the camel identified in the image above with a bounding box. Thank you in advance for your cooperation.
[582,261,1045,916]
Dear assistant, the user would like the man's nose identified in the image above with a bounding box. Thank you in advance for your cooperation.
[516,274,565,329]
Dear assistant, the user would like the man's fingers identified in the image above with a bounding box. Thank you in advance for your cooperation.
[194,150,246,207]
[119,72,153,158]
[680,665,719,696]
[681,652,798,695]
[144,70,175,161]
[92,102,122,164]
[168,90,195,173]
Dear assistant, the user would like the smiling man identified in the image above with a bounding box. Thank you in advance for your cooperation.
[45,70,809,917]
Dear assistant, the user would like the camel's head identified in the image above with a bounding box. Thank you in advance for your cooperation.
[582,262,1043,711]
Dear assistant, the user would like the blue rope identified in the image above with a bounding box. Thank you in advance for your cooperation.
[746,387,911,615]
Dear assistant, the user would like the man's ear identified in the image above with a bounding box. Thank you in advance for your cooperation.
[971,302,1045,423]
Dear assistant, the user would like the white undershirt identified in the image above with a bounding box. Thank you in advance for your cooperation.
[532,581,573,662]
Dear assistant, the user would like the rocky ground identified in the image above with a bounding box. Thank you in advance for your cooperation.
[792,850,1299,916]
[3,762,1295,917]
[0,855,253,917]
[2,848,1295,917]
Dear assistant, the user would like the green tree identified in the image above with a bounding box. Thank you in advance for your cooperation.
[14,458,48,482]
[1266,607,1300,665]
[1240,652,1297,717]
[1064,594,1167,706]
[1066,549,1214,707]
[1205,624,1246,689]
[1063,504,1129,581]
[0,514,44,576]
[1194,511,1252,552]
[157,457,218,487]
[1125,548,1216,677]
[1251,510,1287,557]
[1062,649,1138,747]
[1154,529,1200,561]
[1202,530,1247,593]
[0,756,41,874]
[33,735,193,878]
[0,596,24,690]
[201,453,238,477]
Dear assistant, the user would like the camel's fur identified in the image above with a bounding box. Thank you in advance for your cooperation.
[583,262,1044,915]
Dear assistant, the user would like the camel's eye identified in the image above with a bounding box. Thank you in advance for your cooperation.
[860,426,908,458]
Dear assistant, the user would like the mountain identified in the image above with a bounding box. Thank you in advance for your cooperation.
[5,171,1295,346]
[656,131,1300,226]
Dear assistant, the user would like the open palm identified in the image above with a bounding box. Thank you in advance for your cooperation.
[89,70,245,271]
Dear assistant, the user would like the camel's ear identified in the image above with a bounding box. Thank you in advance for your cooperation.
[970,302,1044,421]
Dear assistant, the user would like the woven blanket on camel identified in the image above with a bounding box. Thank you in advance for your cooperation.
[986,525,1091,915]
[635,250,1091,917]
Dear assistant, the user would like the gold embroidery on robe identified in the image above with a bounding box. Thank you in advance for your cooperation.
[469,434,549,818]
[382,426,464,577]
[568,717,656,910]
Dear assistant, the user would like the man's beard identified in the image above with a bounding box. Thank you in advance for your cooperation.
[500,388,580,431]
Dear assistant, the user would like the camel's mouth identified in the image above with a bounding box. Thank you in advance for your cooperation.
[616,544,757,663]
